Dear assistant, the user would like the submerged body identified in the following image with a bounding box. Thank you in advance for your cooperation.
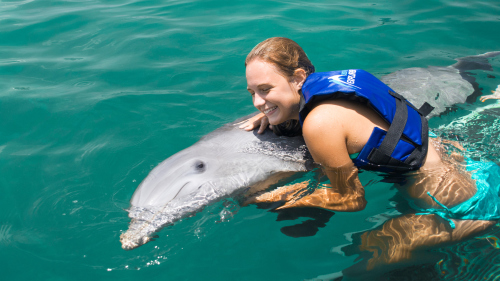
[121,52,499,250]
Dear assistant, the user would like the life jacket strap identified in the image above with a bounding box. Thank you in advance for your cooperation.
[367,90,432,169]
[389,90,435,117]
[418,102,434,117]
[404,114,429,166]
[367,95,408,166]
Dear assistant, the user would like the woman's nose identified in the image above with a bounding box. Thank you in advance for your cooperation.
[253,93,265,108]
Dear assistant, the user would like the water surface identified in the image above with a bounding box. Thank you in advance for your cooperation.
[1,0,500,280]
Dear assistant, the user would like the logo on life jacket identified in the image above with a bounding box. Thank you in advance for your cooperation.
[328,69,361,89]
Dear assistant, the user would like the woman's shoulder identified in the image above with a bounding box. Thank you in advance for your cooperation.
[302,100,353,144]
[303,99,362,130]
[304,98,389,134]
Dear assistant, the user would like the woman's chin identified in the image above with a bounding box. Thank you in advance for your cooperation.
[267,109,291,125]
[268,116,284,126]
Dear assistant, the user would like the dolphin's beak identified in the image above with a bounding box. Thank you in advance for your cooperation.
[120,232,151,250]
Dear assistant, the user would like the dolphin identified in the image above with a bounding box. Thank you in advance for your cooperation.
[120,52,499,250]
[120,119,315,250]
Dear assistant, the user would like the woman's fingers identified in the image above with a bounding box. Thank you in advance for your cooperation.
[257,116,269,134]
[239,122,255,131]
[238,112,271,133]
[238,112,263,129]
[243,182,309,206]
[241,120,259,131]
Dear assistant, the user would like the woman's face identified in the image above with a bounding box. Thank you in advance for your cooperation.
[246,59,303,125]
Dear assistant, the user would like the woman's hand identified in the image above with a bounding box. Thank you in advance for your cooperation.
[237,112,272,134]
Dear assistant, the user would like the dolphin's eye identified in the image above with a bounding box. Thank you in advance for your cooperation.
[195,161,206,172]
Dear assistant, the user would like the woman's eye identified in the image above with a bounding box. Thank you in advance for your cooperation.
[262,88,271,93]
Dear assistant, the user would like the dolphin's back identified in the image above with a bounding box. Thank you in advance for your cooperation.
[198,117,315,171]
[381,66,472,118]
[382,51,500,118]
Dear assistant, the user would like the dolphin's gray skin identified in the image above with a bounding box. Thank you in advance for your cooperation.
[120,52,499,250]
[120,121,315,250]
[381,51,500,118]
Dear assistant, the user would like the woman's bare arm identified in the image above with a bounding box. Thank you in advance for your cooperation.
[244,166,366,212]
[299,102,367,211]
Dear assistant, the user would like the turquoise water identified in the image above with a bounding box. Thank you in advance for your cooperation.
[1,0,500,280]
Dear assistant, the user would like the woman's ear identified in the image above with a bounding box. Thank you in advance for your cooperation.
[293,68,307,88]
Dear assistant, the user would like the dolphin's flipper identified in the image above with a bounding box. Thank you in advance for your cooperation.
[452,51,500,72]
[480,85,500,102]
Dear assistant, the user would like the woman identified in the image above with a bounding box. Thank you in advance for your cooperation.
[239,37,498,270]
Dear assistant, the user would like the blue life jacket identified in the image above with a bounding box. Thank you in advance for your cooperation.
[299,69,434,172]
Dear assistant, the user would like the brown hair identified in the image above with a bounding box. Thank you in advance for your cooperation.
[245,37,315,79]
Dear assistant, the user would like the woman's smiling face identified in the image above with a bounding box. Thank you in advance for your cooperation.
[246,59,303,125]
